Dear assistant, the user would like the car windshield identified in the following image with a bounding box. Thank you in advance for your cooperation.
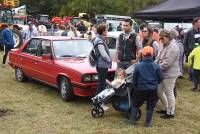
[53,40,93,59]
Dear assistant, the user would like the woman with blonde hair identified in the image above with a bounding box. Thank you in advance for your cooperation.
[156,29,181,119]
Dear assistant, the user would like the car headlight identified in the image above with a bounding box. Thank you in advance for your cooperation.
[82,74,98,83]
[91,74,98,81]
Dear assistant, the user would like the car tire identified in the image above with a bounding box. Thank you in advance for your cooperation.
[12,29,23,48]
[59,77,74,101]
[15,68,28,82]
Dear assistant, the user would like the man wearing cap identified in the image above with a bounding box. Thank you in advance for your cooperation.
[126,46,164,127]
[2,24,14,66]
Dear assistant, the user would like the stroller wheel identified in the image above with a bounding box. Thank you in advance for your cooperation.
[127,109,142,121]
[91,107,104,118]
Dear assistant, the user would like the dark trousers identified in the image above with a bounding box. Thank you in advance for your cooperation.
[96,67,108,95]
[3,45,12,64]
[117,61,133,70]
[189,68,194,81]
[193,69,200,89]
[133,90,158,111]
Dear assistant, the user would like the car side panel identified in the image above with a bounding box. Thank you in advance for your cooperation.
[35,57,57,85]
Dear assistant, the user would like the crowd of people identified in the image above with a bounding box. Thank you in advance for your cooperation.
[1,16,200,128]
[92,17,200,128]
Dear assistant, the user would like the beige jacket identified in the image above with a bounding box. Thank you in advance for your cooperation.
[157,39,181,78]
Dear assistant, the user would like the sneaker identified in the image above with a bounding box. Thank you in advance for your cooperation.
[160,114,174,119]
[145,123,152,128]
[156,110,167,114]
[124,119,136,125]
[191,88,198,91]
[101,104,109,111]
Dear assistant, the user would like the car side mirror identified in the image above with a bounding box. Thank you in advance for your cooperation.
[42,54,52,60]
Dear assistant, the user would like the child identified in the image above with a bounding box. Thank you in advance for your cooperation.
[106,68,126,89]
[126,46,164,127]
[92,68,126,110]
[188,39,200,91]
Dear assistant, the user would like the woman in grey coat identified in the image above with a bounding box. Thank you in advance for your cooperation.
[156,29,181,119]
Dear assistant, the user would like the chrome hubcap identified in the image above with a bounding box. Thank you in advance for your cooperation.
[61,80,67,97]
[13,33,20,48]
[16,69,23,80]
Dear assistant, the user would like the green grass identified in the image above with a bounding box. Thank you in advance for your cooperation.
[0,52,200,134]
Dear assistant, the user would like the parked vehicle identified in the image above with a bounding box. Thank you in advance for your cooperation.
[0,3,23,48]
[36,14,51,29]
[95,14,130,31]
[9,36,116,101]
[13,15,27,25]
[106,31,122,60]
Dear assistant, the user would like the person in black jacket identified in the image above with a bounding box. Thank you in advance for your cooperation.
[126,46,164,127]
[183,17,200,61]
[183,17,200,81]
[115,19,142,69]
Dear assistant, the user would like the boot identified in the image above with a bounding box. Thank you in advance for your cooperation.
[145,110,153,128]
[125,107,138,125]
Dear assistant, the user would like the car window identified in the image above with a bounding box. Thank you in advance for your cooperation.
[23,39,40,55]
[37,40,51,56]
[53,40,92,59]
[106,37,116,49]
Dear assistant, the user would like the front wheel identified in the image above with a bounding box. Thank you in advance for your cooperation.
[91,107,104,118]
[59,77,74,101]
[15,68,28,82]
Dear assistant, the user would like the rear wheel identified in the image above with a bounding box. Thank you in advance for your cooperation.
[15,68,28,82]
[59,77,74,101]
[13,29,23,48]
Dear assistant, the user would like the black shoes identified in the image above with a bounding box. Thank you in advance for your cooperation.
[156,110,167,114]
[157,110,174,119]
[160,114,174,119]
[178,76,185,79]
[191,88,200,92]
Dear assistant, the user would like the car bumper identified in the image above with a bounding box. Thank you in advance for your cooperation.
[72,83,97,96]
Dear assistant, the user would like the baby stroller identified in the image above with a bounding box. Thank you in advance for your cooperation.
[91,64,142,120]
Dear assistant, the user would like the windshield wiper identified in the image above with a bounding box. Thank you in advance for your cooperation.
[59,55,75,57]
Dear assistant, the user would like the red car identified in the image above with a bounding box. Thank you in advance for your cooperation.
[9,36,117,101]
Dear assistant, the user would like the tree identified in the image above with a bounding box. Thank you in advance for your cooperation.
[19,0,164,17]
